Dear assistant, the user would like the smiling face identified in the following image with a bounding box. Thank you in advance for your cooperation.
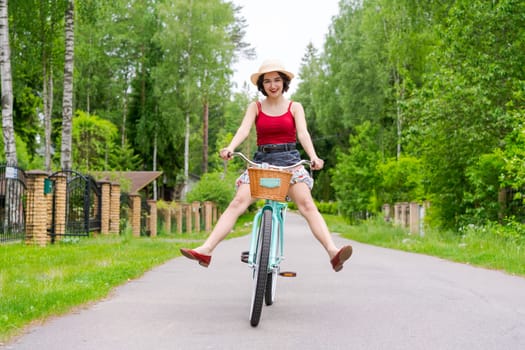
[256,71,291,97]
[262,71,284,97]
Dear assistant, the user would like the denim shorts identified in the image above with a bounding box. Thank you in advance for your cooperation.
[235,150,314,190]
[253,149,301,166]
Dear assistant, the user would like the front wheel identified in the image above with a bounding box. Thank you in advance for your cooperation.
[265,221,280,306]
[249,208,272,327]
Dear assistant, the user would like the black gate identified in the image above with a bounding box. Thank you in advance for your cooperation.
[0,164,26,243]
[141,195,151,236]
[48,170,101,241]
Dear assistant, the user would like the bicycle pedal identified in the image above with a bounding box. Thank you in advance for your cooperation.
[240,251,249,263]
[279,271,297,277]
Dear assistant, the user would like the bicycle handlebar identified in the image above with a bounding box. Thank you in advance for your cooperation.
[230,151,311,171]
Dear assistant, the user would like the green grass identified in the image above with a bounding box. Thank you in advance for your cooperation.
[0,235,175,342]
[0,217,253,344]
[324,215,525,277]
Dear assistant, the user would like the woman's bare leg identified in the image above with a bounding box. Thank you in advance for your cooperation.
[287,183,340,259]
[192,184,254,255]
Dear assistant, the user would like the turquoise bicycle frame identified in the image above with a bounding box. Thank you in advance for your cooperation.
[248,200,288,272]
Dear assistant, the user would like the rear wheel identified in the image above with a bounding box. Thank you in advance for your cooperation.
[249,208,272,327]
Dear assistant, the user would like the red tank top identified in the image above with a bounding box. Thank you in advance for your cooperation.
[255,101,296,146]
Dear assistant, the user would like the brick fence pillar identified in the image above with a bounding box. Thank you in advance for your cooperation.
[25,171,49,246]
[400,202,409,228]
[204,201,213,232]
[382,203,391,222]
[175,202,183,233]
[46,179,53,238]
[192,201,200,232]
[409,202,420,235]
[185,203,192,233]
[52,174,67,241]
[130,194,141,237]
[109,183,120,234]
[394,203,401,226]
[162,207,172,234]
[99,181,111,234]
[213,204,218,225]
[147,200,157,237]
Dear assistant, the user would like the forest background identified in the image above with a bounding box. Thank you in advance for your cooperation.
[1,0,525,240]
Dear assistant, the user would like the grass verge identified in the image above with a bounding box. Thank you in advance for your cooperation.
[0,217,253,344]
[0,235,178,343]
[324,214,525,277]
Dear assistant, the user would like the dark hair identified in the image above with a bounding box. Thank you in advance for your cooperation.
[256,71,291,96]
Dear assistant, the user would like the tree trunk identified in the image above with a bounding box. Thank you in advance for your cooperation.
[153,130,158,201]
[394,69,404,160]
[60,0,75,170]
[43,63,53,172]
[152,105,158,201]
[40,0,54,172]
[0,0,18,232]
[121,70,131,147]
[183,109,190,200]
[0,0,17,165]
[202,100,209,173]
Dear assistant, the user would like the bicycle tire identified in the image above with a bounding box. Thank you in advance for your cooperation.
[249,208,272,327]
[265,220,279,306]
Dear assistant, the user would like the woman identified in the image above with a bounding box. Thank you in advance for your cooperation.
[180,59,352,272]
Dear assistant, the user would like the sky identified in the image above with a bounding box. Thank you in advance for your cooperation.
[231,0,341,95]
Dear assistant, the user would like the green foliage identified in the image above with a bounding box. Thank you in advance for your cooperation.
[7,0,525,235]
[13,87,42,158]
[500,122,525,194]
[464,152,505,224]
[315,201,339,215]
[153,0,246,178]
[0,135,44,170]
[403,0,525,228]
[297,0,524,228]
[331,122,381,220]
[108,142,142,171]
[185,171,238,211]
[293,45,338,201]
[286,200,338,215]
[377,156,424,205]
[71,111,118,171]
[460,220,525,246]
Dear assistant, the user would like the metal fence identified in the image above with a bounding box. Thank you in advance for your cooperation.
[48,170,102,241]
[0,165,27,243]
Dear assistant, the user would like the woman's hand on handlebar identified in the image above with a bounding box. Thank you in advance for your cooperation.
[219,148,233,160]
[311,157,324,170]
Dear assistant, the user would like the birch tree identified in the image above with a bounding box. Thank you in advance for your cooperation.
[60,0,74,170]
[41,0,59,172]
[155,0,251,197]
[0,0,16,165]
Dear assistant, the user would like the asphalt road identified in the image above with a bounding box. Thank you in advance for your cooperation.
[3,212,525,350]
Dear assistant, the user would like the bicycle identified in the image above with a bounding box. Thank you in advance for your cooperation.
[231,152,311,327]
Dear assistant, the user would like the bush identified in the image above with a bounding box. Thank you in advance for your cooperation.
[463,152,505,224]
[377,156,424,204]
[316,200,339,215]
[287,200,338,215]
[186,171,238,211]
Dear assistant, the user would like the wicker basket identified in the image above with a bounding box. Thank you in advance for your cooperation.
[248,167,292,201]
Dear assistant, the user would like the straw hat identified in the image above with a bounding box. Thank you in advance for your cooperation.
[250,59,294,85]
